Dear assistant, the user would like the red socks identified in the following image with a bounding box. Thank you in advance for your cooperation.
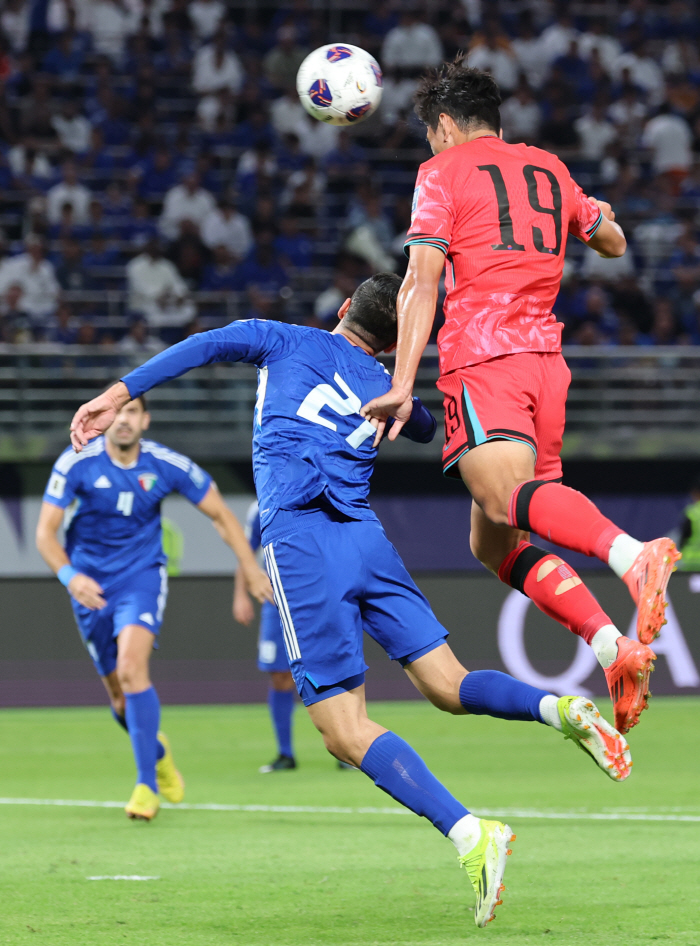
[498,542,611,644]
[508,480,623,562]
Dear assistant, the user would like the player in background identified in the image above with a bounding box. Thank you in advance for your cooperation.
[361,60,680,736]
[70,275,633,927]
[234,500,359,773]
[234,500,297,772]
[36,395,273,821]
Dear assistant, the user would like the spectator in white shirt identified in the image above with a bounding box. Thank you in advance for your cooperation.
[88,0,132,63]
[270,88,309,139]
[574,104,618,161]
[500,84,542,143]
[538,12,578,64]
[613,41,666,106]
[159,172,216,241]
[642,105,693,176]
[1,0,29,52]
[188,0,226,42]
[51,100,92,154]
[468,36,519,93]
[0,235,60,325]
[201,197,254,260]
[511,17,548,89]
[47,161,91,225]
[118,317,165,359]
[126,237,195,329]
[381,12,443,70]
[297,113,339,160]
[193,30,244,95]
[577,19,621,74]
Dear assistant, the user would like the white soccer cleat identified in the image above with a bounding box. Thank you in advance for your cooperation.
[558,695,632,781]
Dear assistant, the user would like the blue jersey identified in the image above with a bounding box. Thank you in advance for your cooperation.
[245,500,263,554]
[43,436,212,588]
[122,321,436,534]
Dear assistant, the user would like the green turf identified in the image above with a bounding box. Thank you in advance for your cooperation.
[0,699,698,946]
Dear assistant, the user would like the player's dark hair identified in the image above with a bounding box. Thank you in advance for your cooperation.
[414,54,501,134]
[344,273,402,351]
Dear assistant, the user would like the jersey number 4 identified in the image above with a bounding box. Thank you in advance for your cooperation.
[117,491,134,516]
[297,373,377,449]
[478,164,562,255]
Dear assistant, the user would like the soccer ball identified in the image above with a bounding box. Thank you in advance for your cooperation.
[296,44,383,127]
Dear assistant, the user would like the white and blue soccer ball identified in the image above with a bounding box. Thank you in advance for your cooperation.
[296,44,383,127]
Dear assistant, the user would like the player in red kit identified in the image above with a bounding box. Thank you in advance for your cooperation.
[362,59,680,735]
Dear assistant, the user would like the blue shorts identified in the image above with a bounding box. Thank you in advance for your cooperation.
[262,508,448,706]
[71,565,169,677]
[257,600,290,673]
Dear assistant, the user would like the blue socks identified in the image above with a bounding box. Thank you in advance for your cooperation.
[269,688,295,758]
[459,670,549,723]
[124,687,161,792]
[360,731,469,836]
[111,703,165,760]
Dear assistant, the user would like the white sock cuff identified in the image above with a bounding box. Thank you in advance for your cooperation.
[448,813,483,858]
[538,694,562,731]
[608,534,644,580]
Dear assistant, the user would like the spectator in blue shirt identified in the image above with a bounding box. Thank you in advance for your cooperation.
[121,198,159,247]
[42,31,86,79]
[136,148,179,199]
[274,216,313,269]
[233,230,289,296]
[200,244,239,291]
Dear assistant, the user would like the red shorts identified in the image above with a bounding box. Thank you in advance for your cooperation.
[437,352,571,481]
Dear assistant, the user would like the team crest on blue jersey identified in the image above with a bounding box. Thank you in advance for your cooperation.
[138,472,158,492]
[308,78,333,107]
[345,102,372,122]
[326,45,352,61]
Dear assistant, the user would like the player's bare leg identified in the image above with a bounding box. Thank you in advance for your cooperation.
[117,624,182,818]
[401,644,631,781]
[306,684,514,926]
[457,440,663,732]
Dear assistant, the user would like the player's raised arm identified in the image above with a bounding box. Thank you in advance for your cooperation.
[361,244,445,442]
[70,320,288,452]
[198,484,274,605]
[584,198,627,259]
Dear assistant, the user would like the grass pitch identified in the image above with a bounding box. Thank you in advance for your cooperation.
[0,699,698,946]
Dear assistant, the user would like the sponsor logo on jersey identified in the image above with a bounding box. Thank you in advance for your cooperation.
[93,475,112,488]
[326,45,352,61]
[138,473,158,491]
[308,78,332,107]
[138,612,155,626]
[345,102,372,122]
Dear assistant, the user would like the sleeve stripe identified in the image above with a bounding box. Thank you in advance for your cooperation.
[404,236,449,257]
[586,211,604,237]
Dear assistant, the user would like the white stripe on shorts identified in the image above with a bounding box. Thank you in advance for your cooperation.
[263,544,301,662]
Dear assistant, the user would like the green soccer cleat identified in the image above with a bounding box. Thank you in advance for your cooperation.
[156,731,185,804]
[458,819,515,928]
[558,695,632,781]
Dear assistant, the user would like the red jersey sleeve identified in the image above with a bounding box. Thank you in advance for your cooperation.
[404,164,455,257]
[568,178,604,243]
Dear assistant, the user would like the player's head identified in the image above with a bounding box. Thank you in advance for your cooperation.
[414,56,501,154]
[106,395,150,450]
[337,273,402,354]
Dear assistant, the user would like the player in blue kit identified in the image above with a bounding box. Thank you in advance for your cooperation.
[36,395,273,821]
[234,500,298,772]
[70,275,633,927]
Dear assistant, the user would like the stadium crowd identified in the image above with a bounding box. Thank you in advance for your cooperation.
[0,0,699,351]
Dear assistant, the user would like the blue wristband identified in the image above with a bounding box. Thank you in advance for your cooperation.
[57,565,78,587]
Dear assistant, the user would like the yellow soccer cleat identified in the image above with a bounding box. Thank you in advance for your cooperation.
[156,731,185,804]
[459,819,515,928]
[125,783,160,821]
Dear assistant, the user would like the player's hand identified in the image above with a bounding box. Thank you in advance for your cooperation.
[243,566,275,605]
[70,382,130,452]
[232,589,255,626]
[67,573,107,610]
[361,385,414,447]
[588,196,615,222]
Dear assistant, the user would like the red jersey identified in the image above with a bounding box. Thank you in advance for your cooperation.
[405,136,602,375]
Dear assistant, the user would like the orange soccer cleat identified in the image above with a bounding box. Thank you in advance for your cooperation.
[622,538,681,645]
[604,636,656,734]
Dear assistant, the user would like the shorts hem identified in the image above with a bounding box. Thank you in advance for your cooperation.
[443,435,537,478]
[299,672,366,706]
[397,637,447,667]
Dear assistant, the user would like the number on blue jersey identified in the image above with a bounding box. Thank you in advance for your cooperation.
[296,372,376,449]
[116,491,134,516]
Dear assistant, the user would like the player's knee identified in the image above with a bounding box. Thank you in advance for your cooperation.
[116,656,148,692]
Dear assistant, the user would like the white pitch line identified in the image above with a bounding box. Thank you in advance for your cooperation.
[87,876,160,881]
[0,797,699,822]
